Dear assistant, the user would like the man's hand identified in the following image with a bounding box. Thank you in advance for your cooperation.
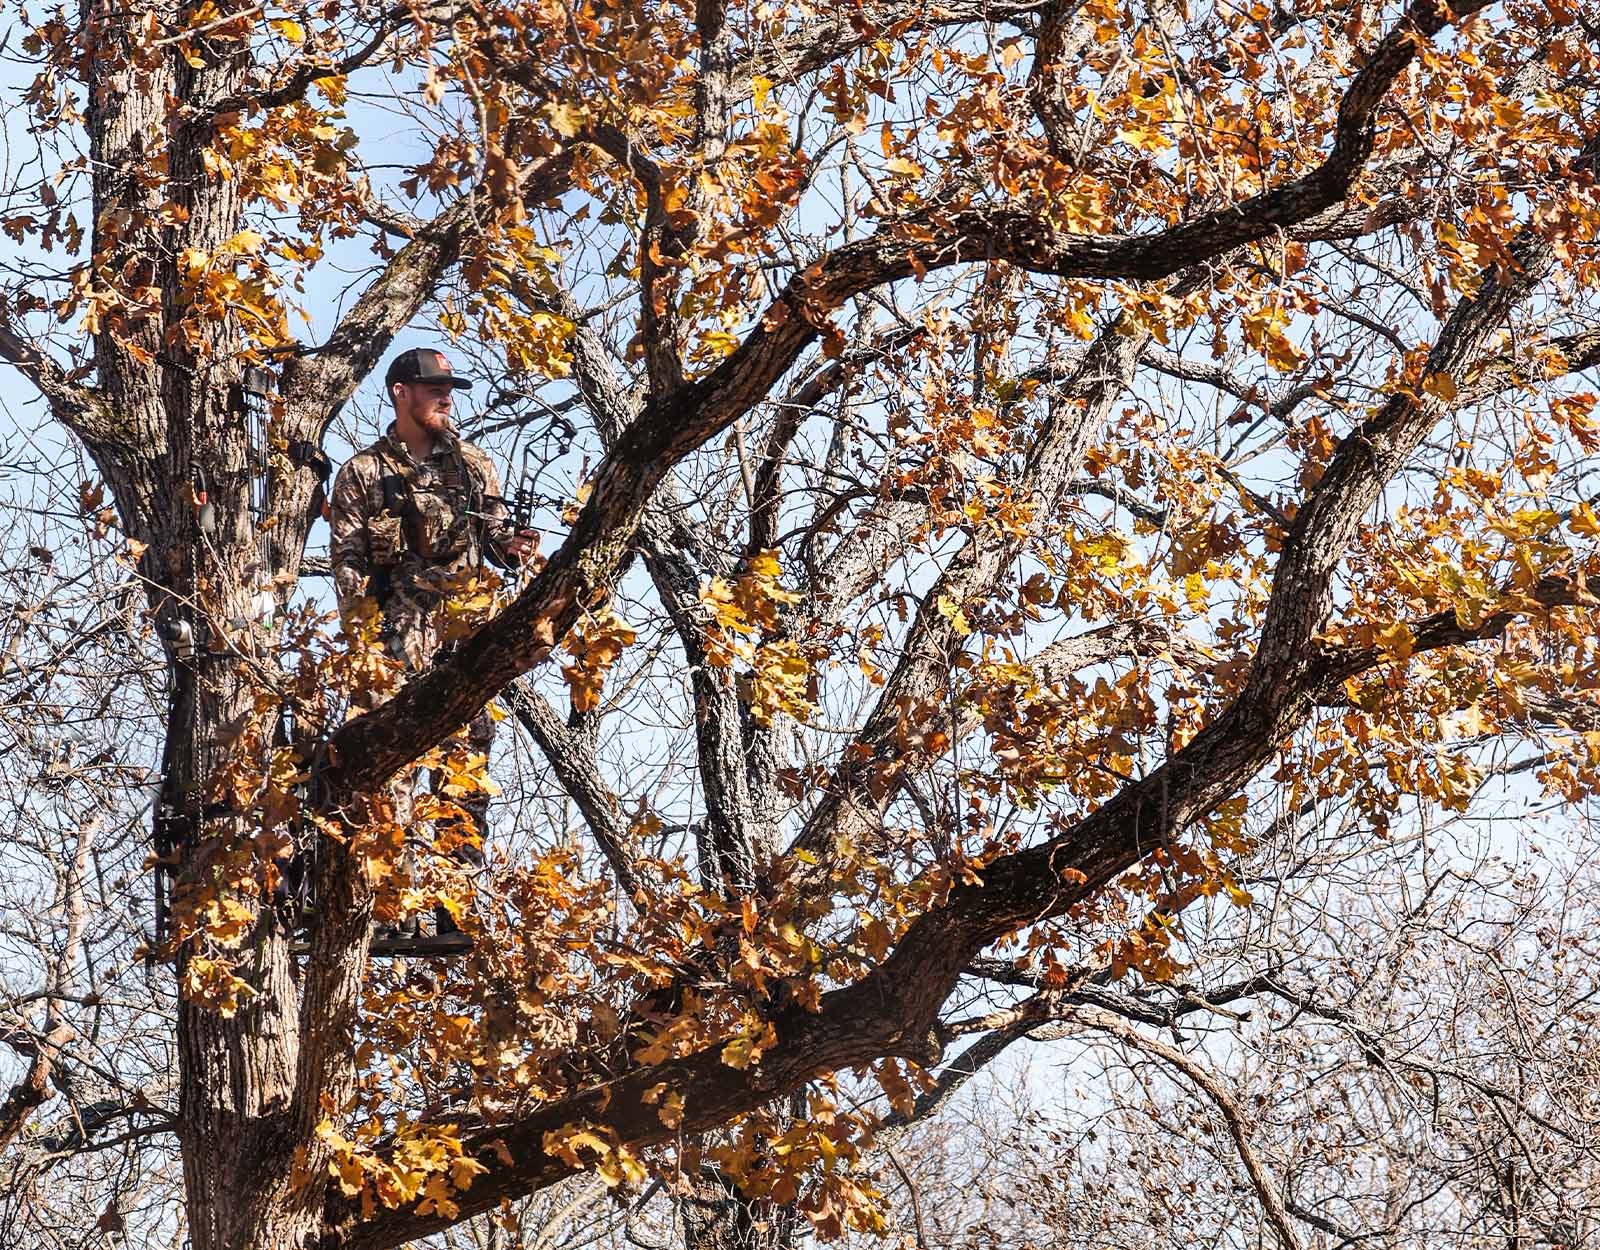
[504,529,539,562]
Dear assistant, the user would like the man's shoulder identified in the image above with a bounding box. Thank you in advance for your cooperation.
[338,441,396,482]
[455,438,494,469]
[454,438,499,483]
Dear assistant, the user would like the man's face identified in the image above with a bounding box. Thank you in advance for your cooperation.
[393,380,455,432]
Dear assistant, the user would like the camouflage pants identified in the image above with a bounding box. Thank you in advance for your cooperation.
[420,709,493,870]
[367,596,496,868]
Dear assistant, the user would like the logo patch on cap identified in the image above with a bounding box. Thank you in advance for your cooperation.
[434,352,451,371]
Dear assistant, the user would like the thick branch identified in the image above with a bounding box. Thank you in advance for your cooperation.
[277,198,474,430]
[1312,575,1588,699]
[0,322,125,452]
[1028,0,1095,164]
[0,1022,75,1156]
[1461,325,1600,404]
[504,680,643,896]
[319,0,1492,813]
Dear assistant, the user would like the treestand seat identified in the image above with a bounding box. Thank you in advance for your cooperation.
[291,926,473,959]
[369,929,473,958]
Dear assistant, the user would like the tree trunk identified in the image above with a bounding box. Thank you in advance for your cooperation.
[80,2,337,1241]
[152,356,321,1249]
[682,1169,802,1250]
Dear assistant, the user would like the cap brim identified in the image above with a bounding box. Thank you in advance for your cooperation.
[390,374,474,390]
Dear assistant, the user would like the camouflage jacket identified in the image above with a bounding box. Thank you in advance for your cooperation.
[329,424,514,633]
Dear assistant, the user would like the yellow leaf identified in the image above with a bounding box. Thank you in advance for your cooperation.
[544,1127,611,1165]
[1373,620,1415,661]
[721,1020,777,1071]
[1510,508,1560,536]
[752,75,774,110]
[935,594,971,637]
[1512,543,1539,589]
[746,549,783,580]
[1421,371,1458,400]
[1344,676,1384,712]
[1079,530,1131,571]
[1118,123,1172,152]
[1437,561,1498,628]
[416,1174,460,1219]
[180,956,255,1017]
[546,101,586,138]
[335,1153,365,1196]
[1243,304,1304,372]
[271,18,305,41]
[1491,96,1524,127]
[856,916,892,961]
[596,1145,646,1188]
[1569,501,1600,537]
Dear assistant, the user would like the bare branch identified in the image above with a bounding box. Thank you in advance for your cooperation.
[1077,1008,1309,1250]
[207,9,408,115]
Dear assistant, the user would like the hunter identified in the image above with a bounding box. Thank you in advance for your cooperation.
[328,347,537,953]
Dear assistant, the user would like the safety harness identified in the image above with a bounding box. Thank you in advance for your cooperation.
[367,434,491,609]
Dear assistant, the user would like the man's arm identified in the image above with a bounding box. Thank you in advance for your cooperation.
[328,459,376,622]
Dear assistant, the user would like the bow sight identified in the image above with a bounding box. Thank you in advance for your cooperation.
[475,443,540,564]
